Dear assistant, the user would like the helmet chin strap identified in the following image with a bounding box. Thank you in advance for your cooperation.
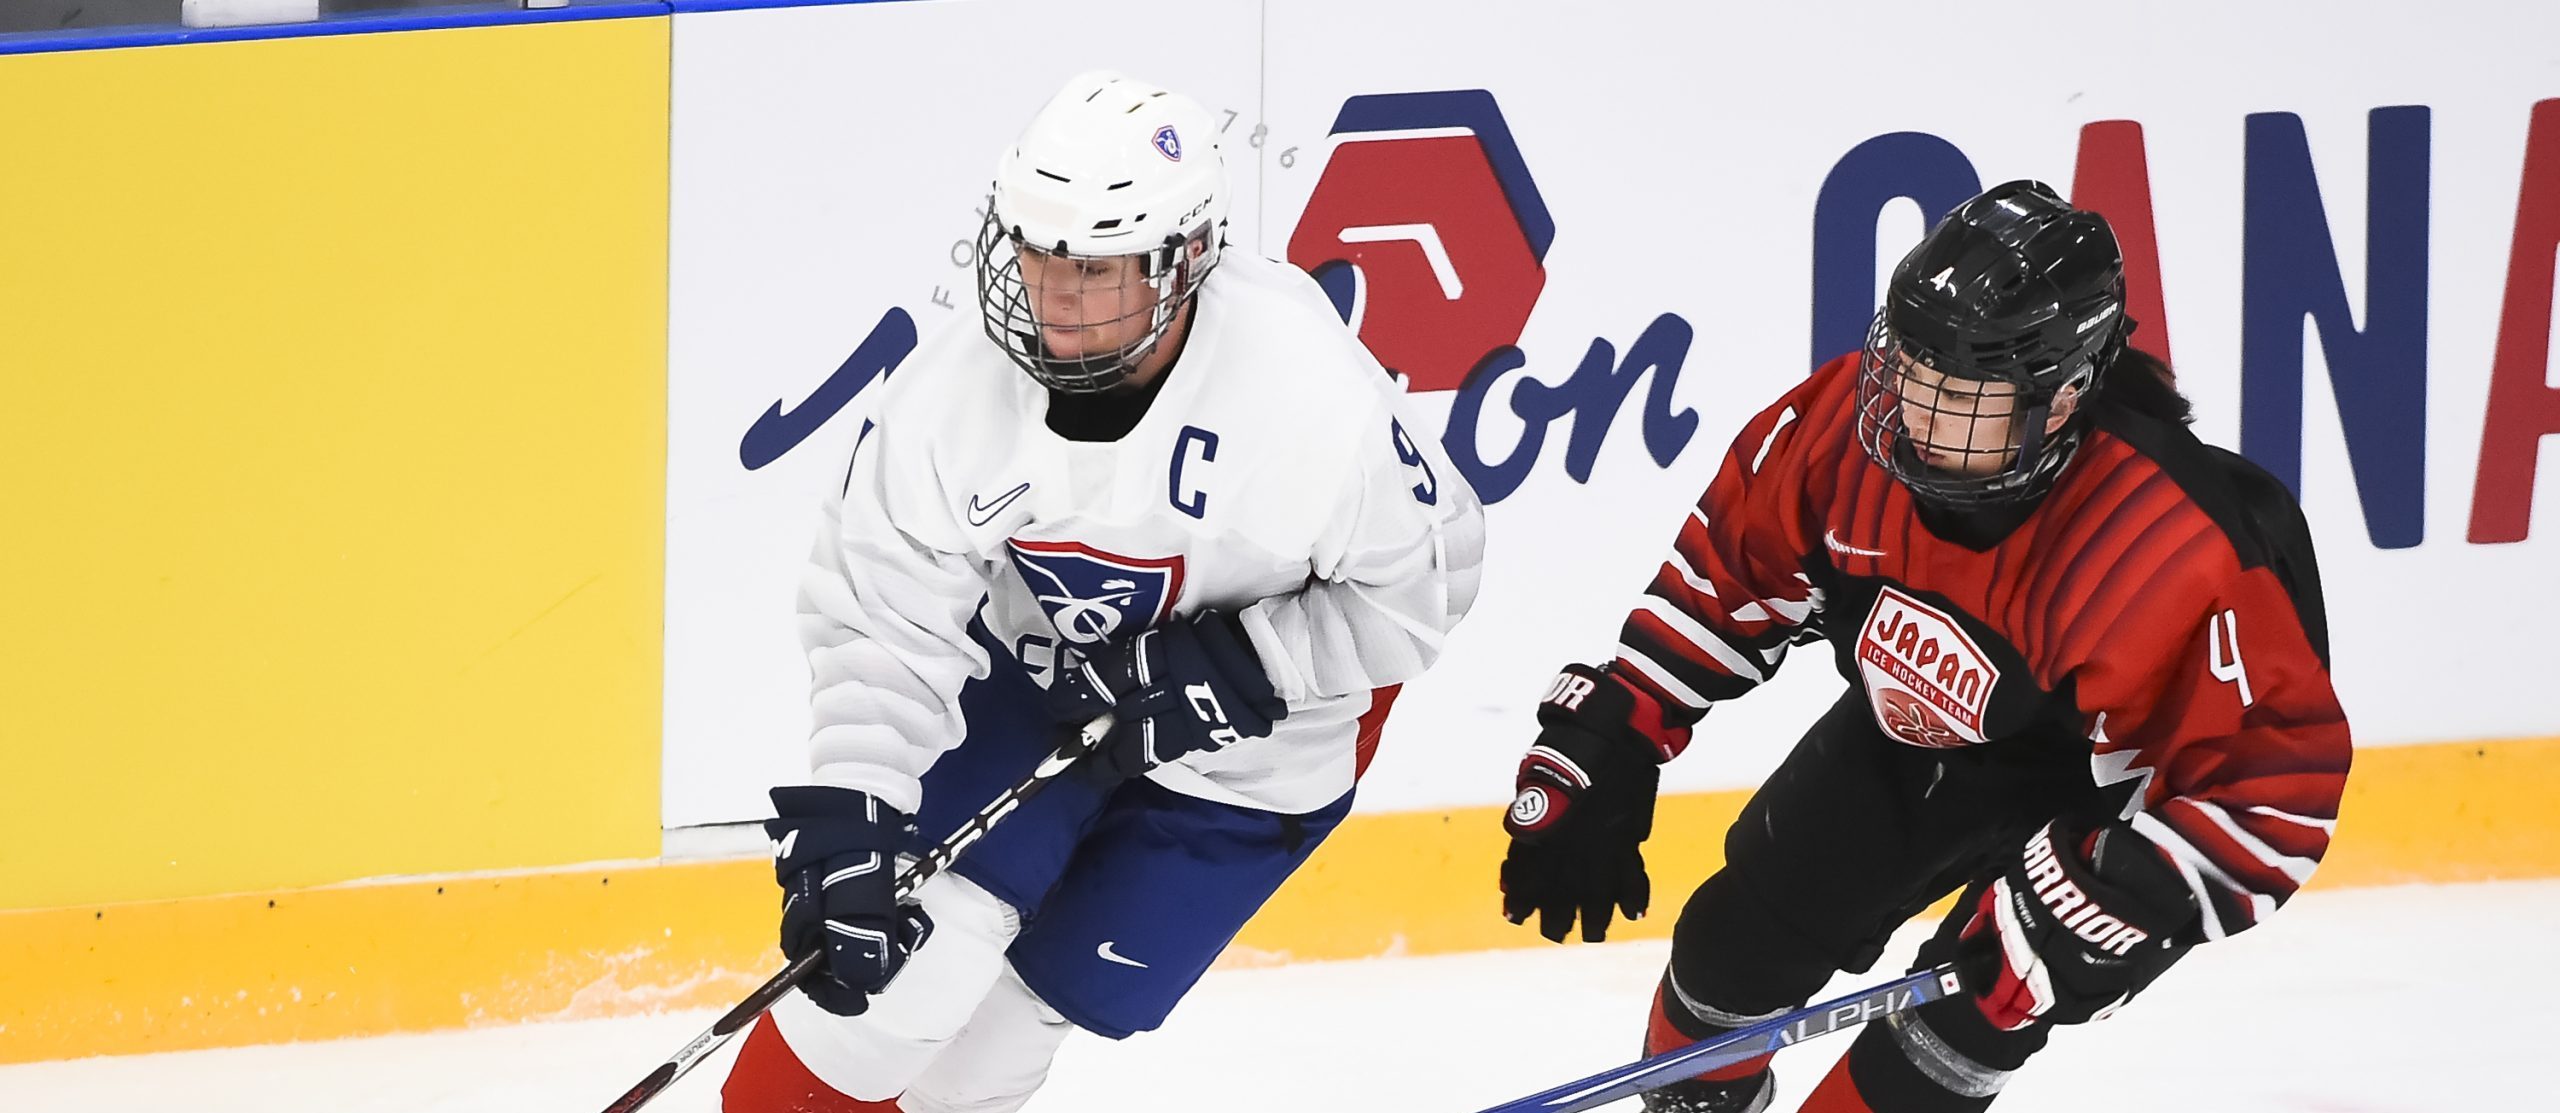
[2001,401,2055,488]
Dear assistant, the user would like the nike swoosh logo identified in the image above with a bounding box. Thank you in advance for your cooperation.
[966,482,1031,527]
[1096,941,1150,969]
[1824,529,1887,559]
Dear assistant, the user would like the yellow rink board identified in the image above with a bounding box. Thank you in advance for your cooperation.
[2,735,2551,1063]
[0,18,672,913]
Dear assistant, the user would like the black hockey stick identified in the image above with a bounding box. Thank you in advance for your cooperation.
[597,713,1115,1113]
[1471,963,1964,1113]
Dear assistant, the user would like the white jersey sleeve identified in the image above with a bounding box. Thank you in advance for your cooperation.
[797,408,990,816]
[1239,398,1486,704]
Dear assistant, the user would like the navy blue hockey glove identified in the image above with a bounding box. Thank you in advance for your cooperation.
[1955,818,2194,1030]
[766,785,935,1017]
[1501,663,1688,943]
[1045,610,1287,783]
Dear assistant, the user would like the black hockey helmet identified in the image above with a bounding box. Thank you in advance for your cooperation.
[1855,180,2132,507]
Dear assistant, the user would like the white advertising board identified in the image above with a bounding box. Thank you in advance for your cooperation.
[668,0,2560,827]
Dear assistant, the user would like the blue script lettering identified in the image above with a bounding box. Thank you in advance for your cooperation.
[1442,313,1701,503]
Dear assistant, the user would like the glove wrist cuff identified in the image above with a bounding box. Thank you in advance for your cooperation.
[767,786,914,871]
[1536,663,1691,763]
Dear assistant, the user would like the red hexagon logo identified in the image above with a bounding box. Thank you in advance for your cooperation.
[1287,91,1553,394]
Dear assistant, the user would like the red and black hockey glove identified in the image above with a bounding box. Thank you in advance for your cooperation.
[1500,663,1689,943]
[1045,610,1287,783]
[1955,818,2195,1031]
[766,786,935,1017]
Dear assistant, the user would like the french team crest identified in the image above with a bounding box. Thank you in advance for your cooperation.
[1006,539,1185,646]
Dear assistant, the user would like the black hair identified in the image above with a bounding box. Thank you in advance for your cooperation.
[2094,345,2193,425]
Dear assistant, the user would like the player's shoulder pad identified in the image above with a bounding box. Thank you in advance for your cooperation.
[1199,254,1410,449]
[1800,351,1872,429]
[1209,254,1399,394]
[1807,349,1867,391]
[1728,350,1864,475]
[2092,404,2332,663]
[867,313,1023,428]
[2201,442,2331,664]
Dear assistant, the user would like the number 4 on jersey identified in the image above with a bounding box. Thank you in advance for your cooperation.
[2207,609,2255,708]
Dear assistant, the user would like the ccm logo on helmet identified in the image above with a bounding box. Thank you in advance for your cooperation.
[1173,194,1215,230]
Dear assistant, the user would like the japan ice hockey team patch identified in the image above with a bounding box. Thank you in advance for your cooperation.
[1006,539,1185,647]
[1856,586,1999,749]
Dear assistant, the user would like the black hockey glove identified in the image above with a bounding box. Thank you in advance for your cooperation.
[1500,663,1688,943]
[766,785,935,1017]
[1046,610,1287,783]
[1955,817,2195,1031]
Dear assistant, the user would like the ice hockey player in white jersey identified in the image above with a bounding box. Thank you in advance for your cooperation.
[719,71,1487,1113]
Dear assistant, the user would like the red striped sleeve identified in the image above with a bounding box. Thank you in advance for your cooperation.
[2082,562,2352,939]
[1613,356,1852,718]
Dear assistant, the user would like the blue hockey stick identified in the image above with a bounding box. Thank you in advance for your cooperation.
[1472,963,1965,1113]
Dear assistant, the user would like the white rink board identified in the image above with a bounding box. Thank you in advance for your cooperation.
[665,0,2560,827]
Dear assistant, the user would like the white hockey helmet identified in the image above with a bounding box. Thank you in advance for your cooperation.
[976,71,1230,393]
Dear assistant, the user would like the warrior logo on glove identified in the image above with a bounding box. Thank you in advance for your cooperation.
[2015,824,2152,956]
[1507,784,1553,828]
[1956,819,2191,1032]
[1545,670,1599,711]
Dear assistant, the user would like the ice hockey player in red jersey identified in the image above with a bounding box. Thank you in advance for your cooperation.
[1495,180,2351,1111]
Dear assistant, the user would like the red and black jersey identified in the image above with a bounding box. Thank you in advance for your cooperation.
[1613,353,2352,941]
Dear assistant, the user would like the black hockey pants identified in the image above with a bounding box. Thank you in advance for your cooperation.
[1661,691,2193,1109]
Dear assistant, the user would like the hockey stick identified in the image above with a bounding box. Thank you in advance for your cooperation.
[1470,963,1964,1113]
[596,713,1115,1113]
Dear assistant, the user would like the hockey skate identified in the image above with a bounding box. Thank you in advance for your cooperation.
[1639,1069,1774,1113]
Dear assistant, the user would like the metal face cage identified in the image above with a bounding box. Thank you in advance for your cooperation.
[975,209,1216,394]
[1855,313,2088,508]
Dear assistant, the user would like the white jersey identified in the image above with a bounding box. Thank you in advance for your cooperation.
[797,253,1488,817]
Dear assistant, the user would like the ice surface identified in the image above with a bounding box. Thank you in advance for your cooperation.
[7,878,2542,1112]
